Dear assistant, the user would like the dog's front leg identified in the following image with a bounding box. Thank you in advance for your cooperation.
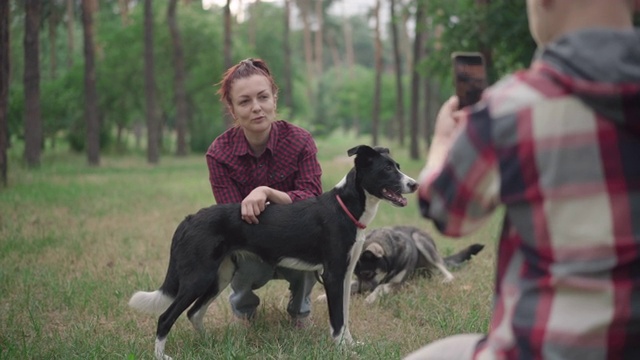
[337,234,366,345]
[323,274,352,345]
[154,337,173,360]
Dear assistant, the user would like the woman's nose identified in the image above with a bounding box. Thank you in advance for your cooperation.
[251,99,261,111]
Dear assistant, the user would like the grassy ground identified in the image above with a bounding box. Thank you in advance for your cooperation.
[0,132,501,359]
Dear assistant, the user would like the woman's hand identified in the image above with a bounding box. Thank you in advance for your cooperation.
[241,186,270,224]
[240,186,293,224]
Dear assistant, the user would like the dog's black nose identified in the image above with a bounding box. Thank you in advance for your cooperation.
[409,181,418,192]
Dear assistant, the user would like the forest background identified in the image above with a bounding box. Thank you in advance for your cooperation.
[1,0,542,179]
[2,1,639,358]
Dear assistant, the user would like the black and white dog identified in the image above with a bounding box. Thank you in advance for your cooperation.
[352,225,484,303]
[128,145,417,360]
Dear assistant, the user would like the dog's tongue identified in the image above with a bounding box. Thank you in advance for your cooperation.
[383,189,408,207]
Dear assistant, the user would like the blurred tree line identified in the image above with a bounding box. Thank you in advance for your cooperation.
[1,0,545,185]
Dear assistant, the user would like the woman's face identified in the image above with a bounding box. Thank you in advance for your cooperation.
[229,74,277,133]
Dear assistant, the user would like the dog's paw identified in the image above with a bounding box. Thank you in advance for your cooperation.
[364,293,378,304]
[442,274,454,283]
[315,293,327,302]
[154,351,173,360]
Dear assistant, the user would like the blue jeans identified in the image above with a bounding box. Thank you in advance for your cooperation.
[229,256,317,319]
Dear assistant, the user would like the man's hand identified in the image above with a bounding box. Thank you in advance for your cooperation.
[425,96,466,171]
[418,96,467,199]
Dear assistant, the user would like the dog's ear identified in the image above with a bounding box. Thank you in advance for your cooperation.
[373,146,390,155]
[347,145,389,157]
[364,242,385,258]
[347,145,367,157]
[347,145,380,168]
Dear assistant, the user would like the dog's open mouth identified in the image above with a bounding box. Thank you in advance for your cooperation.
[382,188,407,207]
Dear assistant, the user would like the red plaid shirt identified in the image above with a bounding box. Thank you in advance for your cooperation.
[419,30,640,359]
[206,120,323,204]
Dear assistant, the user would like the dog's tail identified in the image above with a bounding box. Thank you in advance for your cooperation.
[128,290,174,315]
[444,243,484,268]
[128,216,191,315]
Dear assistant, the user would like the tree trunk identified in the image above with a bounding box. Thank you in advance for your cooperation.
[144,0,160,164]
[283,0,294,113]
[223,0,233,70]
[66,0,74,68]
[0,0,9,187]
[313,0,323,77]
[399,1,412,76]
[248,0,260,50]
[300,5,314,84]
[327,33,341,69]
[409,0,425,160]
[223,0,233,128]
[49,14,58,79]
[476,0,493,82]
[24,0,42,168]
[371,0,382,146]
[118,0,130,26]
[422,50,431,146]
[168,0,189,156]
[342,15,355,71]
[390,0,405,145]
[82,0,100,166]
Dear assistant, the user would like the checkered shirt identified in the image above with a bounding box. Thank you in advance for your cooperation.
[206,120,323,204]
[419,59,640,358]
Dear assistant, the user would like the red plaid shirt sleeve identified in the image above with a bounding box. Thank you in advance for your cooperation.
[419,103,501,237]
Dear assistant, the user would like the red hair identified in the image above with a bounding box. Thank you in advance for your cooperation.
[216,58,279,110]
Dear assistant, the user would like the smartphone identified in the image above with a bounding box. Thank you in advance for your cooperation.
[452,52,487,109]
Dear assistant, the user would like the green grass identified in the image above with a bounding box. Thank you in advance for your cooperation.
[0,132,501,359]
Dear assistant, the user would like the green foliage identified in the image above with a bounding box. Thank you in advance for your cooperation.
[6,0,543,156]
[423,0,536,86]
[41,65,84,140]
[95,10,145,137]
[66,116,113,153]
[317,66,371,135]
[349,15,377,68]
[6,85,24,139]
[315,65,397,137]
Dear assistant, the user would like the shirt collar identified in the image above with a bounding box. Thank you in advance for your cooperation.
[232,121,278,157]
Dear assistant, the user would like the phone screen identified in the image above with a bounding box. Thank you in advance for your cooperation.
[452,52,487,109]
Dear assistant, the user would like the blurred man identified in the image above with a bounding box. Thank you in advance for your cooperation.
[408,0,640,358]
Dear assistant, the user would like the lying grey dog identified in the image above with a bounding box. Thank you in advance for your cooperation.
[352,225,484,303]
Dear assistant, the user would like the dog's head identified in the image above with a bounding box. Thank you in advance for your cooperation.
[354,242,388,282]
[347,145,418,207]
